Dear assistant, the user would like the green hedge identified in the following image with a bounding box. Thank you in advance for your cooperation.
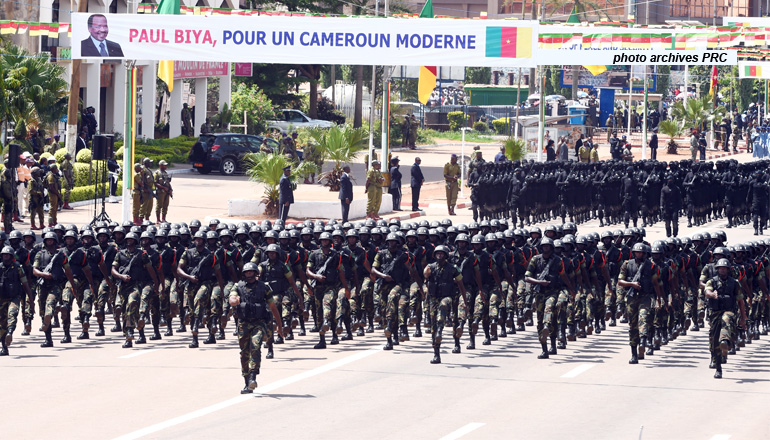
[76,148,92,163]
[73,162,114,187]
[492,118,509,135]
[70,183,122,203]
[54,148,68,164]
[473,121,487,132]
[114,136,196,166]
[447,111,469,131]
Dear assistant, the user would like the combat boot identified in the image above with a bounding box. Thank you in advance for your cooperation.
[413,322,422,338]
[653,330,661,350]
[609,316,617,327]
[60,325,71,344]
[548,336,558,355]
[150,326,162,341]
[499,322,507,338]
[567,323,576,341]
[266,344,274,359]
[136,328,147,344]
[482,321,491,345]
[241,376,253,394]
[466,333,476,350]
[77,321,90,339]
[21,318,30,336]
[629,345,638,364]
[40,329,54,348]
[203,332,216,344]
[0,337,8,356]
[409,310,418,325]
[341,318,353,341]
[489,320,498,341]
[188,333,199,348]
[557,324,567,349]
[594,318,602,335]
[430,346,441,364]
[164,318,174,337]
[399,325,409,342]
[452,337,461,354]
[248,370,258,391]
[714,363,722,379]
[537,342,549,359]
[383,336,393,351]
[638,337,646,360]
[314,334,327,349]
[273,331,284,345]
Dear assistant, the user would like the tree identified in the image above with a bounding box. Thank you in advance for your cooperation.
[297,64,322,118]
[244,151,316,216]
[737,77,755,112]
[466,67,491,84]
[658,119,681,154]
[308,124,368,191]
[230,83,276,135]
[237,64,305,109]
[656,65,671,100]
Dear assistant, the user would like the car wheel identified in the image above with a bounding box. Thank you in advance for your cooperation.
[197,167,211,175]
[219,157,237,176]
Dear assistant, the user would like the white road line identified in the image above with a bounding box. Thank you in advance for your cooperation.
[561,364,595,378]
[118,349,159,359]
[439,423,485,440]
[709,435,731,440]
[112,346,381,440]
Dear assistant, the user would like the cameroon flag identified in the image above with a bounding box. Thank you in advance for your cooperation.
[485,26,533,58]
[745,65,763,78]
[417,0,436,105]
[157,0,181,92]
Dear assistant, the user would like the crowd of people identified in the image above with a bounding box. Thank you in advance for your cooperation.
[0,216,761,391]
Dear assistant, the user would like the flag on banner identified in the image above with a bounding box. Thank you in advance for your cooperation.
[417,0,436,105]
[156,0,181,92]
[583,65,608,76]
[710,65,717,96]
[485,26,533,58]
[0,21,14,35]
[745,65,763,77]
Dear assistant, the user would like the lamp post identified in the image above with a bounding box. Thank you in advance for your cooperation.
[460,127,472,199]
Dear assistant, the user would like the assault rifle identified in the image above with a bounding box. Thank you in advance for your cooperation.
[309,252,336,290]
[530,256,555,296]
[625,261,645,299]
[374,251,409,293]
[180,252,214,290]
[116,250,143,289]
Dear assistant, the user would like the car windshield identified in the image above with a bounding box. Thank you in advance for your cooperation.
[286,111,306,122]
[198,135,216,147]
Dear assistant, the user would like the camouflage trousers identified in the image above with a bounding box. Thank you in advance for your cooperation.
[382,283,408,327]
[535,292,558,343]
[158,278,174,319]
[280,286,300,321]
[653,294,671,330]
[139,284,158,324]
[184,281,213,321]
[587,285,605,322]
[429,295,458,348]
[505,279,524,314]
[0,296,21,339]
[211,282,234,323]
[116,283,142,331]
[356,277,374,319]
[170,279,184,316]
[408,281,424,323]
[238,319,269,377]
[560,289,575,326]
[23,284,35,322]
[626,295,654,346]
[683,286,705,319]
[488,285,503,322]
[39,283,63,319]
[64,278,92,320]
[708,310,735,359]
[459,285,489,323]
[314,284,338,329]
[516,282,534,316]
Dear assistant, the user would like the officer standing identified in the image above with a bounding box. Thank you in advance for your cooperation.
[703,258,747,379]
[229,262,283,393]
[140,158,155,222]
[365,160,384,220]
[46,164,62,227]
[649,128,659,160]
[338,165,353,223]
[388,157,402,211]
[132,163,143,225]
[60,153,74,210]
[278,165,293,222]
[154,160,172,223]
[444,154,461,216]
[410,157,424,212]
[0,246,32,355]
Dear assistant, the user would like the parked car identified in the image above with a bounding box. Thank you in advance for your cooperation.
[267,109,334,131]
[188,133,280,176]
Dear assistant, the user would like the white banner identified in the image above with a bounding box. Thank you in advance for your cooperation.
[738,61,770,79]
[72,13,539,67]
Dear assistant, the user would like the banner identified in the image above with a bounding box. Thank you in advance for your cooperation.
[174,61,229,79]
[738,61,770,79]
[71,13,539,67]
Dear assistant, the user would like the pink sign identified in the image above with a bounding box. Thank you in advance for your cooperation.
[173,61,229,79]
[234,62,253,76]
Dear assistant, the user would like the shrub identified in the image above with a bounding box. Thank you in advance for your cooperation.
[473,121,488,133]
[73,161,110,187]
[230,83,276,135]
[76,148,92,163]
[492,118,510,135]
[447,111,469,131]
[40,152,53,161]
[69,183,122,203]
[114,136,195,165]
[53,148,68,164]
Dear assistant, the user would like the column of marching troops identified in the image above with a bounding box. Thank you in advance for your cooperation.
[0,214,765,392]
[466,158,770,237]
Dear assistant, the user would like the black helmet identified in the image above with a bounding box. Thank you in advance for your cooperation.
[455,233,470,243]
[540,237,554,247]
[125,232,140,243]
[716,258,730,268]
[193,231,206,240]
[43,232,58,243]
[0,246,14,256]
[632,242,646,253]
[8,230,22,241]
[386,233,399,242]
[319,232,332,241]
[471,234,485,244]
[434,245,450,256]
[242,262,259,273]
[140,231,154,240]
[266,243,281,253]
[485,233,497,242]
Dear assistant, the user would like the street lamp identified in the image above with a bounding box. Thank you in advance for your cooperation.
[460,127,472,199]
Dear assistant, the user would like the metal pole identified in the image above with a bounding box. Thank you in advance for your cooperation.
[515,67,522,138]
[461,128,466,198]
[538,66,545,161]
[627,84,632,136]
[684,65,689,108]
[368,0,379,169]
[642,67,648,159]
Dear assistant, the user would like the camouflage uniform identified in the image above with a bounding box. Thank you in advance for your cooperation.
[112,247,151,337]
[0,261,27,346]
[27,174,45,229]
[154,167,172,221]
[619,258,660,347]
[705,275,742,363]
[425,260,462,349]
[140,165,154,220]
[179,246,219,331]
[59,158,74,205]
[307,248,342,332]
[46,169,62,226]
[230,279,274,377]
[372,247,412,337]
[525,253,565,344]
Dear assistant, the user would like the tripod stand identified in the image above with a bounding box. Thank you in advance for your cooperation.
[89,157,111,227]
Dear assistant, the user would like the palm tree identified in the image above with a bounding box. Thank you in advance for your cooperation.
[308,125,368,191]
[658,119,682,154]
[504,137,527,160]
[244,151,316,216]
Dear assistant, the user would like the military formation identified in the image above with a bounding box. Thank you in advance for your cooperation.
[466,158,770,237]
[0,216,765,389]
[132,157,173,225]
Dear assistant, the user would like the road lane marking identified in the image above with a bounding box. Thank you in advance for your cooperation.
[709,435,731,440]
[439,423,485,440]
[118,349,159,359]
[561,364,595,378]
[112,346,381,440]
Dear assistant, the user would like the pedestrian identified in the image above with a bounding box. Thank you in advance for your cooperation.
[410,157,424,211]
[557,137,569,161]
[154,160,172,223]
[649,127,658,160]
[45,163,62,227]
[365,160,384,220]
[703,259,747,379]
[339,165,353,223]
[388,157,402,211]
[545,139,556,161]
[76,131,88,154]
[690,129,698,161]
[408,115,418,149]
[229,262,283,393]
[494,145,507,163]
[278,165,293,222]
[443,154,461,215]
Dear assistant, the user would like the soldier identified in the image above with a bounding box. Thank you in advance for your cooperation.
[140,158,155,222]
[1,168,14,232]
[400,115,410,149]
[704,258,747,378]
[660,174,682,238]
[28,168,45,230]
[229,262,283,394]
[259,243,302,356]
[111,232,158,348]
[525,237,573,359]
[617,243,664,364]
[154,160,172,223]
[60,230,95,341]
[0,246,32,355]
[371,233,417,349]
[365,161,384,220]
[620,166,638,228]
[215,229,241,340]
[746,169,769,235]
[132,163,143,225]
[444,154,461,216]
[34,232,75,347]
[93,228,117,336]
[177,231,224,348]
[138,232,163,343]
[60,153,75,210]
[423,245,467,364]
[306,232,351,349]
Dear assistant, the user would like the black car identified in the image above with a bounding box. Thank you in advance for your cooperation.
[188,133,280,175]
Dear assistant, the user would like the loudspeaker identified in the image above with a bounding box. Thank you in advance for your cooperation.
[7,144,21,169]
[92,135,113,160]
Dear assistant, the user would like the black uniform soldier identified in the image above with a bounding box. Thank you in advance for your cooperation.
[423,245,467,364]
[0,246,32,355]
[306,232,350,349]
[746,170,769,235]
[229,262,283,393]
[259,243,302,357]
[620,166,639,228]
[660,174,682,238]
[704,258,747,379]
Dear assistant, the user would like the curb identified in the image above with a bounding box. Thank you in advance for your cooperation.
[419,201,470,210]
[706,150,745,160]
[204,209,426,225]
[167,167,195,175]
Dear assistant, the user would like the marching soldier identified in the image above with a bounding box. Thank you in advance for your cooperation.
[423,245,467,364]
[0,246,32,355]
[704,258,747,379]
[111,232,158,348]
[34,232,75,348]
[306,232,351,349]
[140,158,155,223]
[154,160,172,223]
[1,168,14,232]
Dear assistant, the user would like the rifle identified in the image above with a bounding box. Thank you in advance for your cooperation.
[309,251,336,290]
[374,251,408,293]
[116,250,143,289]
[624,261,645,299]
[36,251,60,287]
[530,256,555,297]
[180,252,214,290]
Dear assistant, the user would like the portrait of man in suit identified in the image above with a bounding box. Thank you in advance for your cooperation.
[81,14,124,57]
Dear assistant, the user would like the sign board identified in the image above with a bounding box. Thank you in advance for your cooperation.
[392,65,466,81]
[234,62,253,76]
[561,65,656,91]
[174,61,229,79]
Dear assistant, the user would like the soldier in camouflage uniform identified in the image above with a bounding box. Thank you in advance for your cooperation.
[229,262,283,394]
[0,246,32,355]
[82,229,114,337]
[112,232,159,348]
[28,168,45,230]
[34,232,75,348]
[95,228,118,336]
[704,258,747,379]
[140,158,155,222]
[154,160,172,223]
[59,153,75,210]
[306,232,351,349]
[138,231,163,343]
[423,245,467,364]
[46,164,62,227]
[372,233,417,350]
[215,229,241,340]
[332,230,359,341]
[60,230,94,342]
[259,243,301,357]
[618,243,663,364]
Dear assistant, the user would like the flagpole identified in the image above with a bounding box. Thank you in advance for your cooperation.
[537,66,545,161]
[642,67,648,160]
[122,61,136,223]
[515,68,522,139]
